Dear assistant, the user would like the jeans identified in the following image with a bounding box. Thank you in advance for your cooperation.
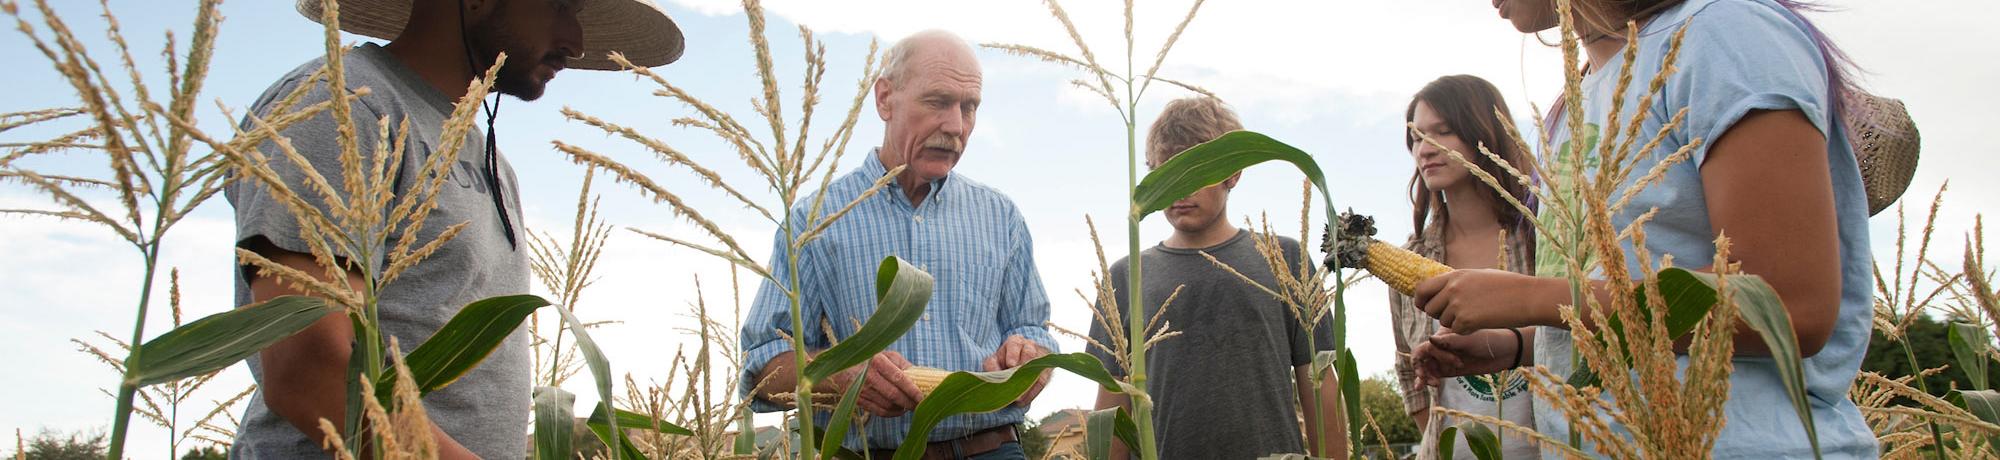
[963,441,1023,460]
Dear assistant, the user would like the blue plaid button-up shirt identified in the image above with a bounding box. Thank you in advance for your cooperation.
[739,150,1058,450]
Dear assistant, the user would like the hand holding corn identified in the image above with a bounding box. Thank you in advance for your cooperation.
[1323,211,1453,296]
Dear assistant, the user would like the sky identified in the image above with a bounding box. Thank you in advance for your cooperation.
[2,0,1995,458]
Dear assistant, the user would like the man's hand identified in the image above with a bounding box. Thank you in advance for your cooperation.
[983,335,1050,406]
[1411,328,1520,386]
[818,351,924,418]
[1414,269,1564,331]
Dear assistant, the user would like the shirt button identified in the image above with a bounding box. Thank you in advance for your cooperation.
[914,216,924,224]
[922,314,932,321]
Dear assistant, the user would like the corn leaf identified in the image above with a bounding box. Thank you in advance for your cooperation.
[1132,131,1334,228]
[1337,350,1362,448]
[1720,272,1820,459]
[558,304,624,458]
[1950,322,1992,390]
[587,406,694,436]
[585,417,650,460]
[533,386,575,460]
[1436,425,1460,460]
[1457,422,1502,460]
[735,406,755,455]
[389,294,551,395]
[894,353,1124,460]
[128,295,337,386]
[1084,407,1139,460]
[818,369,869,456]
[801,256,934,381]
[1956,389,2000,455]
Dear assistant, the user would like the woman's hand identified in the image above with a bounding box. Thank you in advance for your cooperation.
[1411,328,1521,385]
[1415,269,1566,331]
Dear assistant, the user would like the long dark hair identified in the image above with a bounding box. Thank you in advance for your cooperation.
[1405,75,1538,246]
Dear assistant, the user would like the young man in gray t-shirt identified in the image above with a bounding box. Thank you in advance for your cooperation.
[1088,97,1342,459]
[228,1,683,458]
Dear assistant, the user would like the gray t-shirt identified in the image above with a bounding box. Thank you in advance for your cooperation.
[228,43,531,460]
[1088,230,1334,458]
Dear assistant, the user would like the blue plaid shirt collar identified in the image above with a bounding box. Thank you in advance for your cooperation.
[863,148,956,205]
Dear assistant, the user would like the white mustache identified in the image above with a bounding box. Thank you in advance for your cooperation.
[921,137,963,153]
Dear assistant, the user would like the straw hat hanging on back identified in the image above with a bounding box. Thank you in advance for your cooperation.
[295,0,685,70]
[1845,92,1922,216]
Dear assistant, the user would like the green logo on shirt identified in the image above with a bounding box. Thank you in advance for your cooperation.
[1461,372,1529,402]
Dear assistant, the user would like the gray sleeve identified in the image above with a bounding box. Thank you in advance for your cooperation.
[228,77,396,273]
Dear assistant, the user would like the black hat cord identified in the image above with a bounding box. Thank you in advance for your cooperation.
[457,0,517,249]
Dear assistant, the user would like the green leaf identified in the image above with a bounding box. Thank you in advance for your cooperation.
[1956,389,2000,455]
[558,304,624,458]
[533,387,575,460]
[1950,322,1992,390]
[1133,131,1334,227]
[801,256,934,382]
[129,295,337,386]
[818,368,869,456]
[390,294,551,395]
[734,406,755,455]
[1436,425,1459,460]
[585,417,650,460]
[893,353,1124,460]
[1337,350,1362,449]
[1457,422,1502,460]
[1723,272,1821,460]
[587,406,694,437]
[1086,408,1116,460]
[1084,407,1140,460]
[1565,361,1600,389]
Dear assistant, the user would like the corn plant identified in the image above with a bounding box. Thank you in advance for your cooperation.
[1858,188,2000,457]
[1869,184,1964,457]
[548,0,942,458]
[0,0,321,456]
[0,0,627,457]
[72,270,259,458]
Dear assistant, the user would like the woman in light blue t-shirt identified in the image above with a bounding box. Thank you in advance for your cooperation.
[1406,0,1877,457]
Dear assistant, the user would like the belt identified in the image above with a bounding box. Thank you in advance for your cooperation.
[866,424,1019,460]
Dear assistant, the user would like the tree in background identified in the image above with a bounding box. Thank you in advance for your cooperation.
[1862,314,2000,399]
[10,430,104,460]
[178,445,226,460]
[1021,420,1051,459]
[1360,372,1420,448]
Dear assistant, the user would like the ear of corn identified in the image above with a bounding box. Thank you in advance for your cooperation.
[1327,211,1453,296]
[903,367,953,398]
[1367,242,1453,296]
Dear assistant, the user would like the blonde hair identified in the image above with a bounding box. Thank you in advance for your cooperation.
[1146,97,1241,166]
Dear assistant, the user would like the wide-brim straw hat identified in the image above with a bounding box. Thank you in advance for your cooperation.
[295,0,684,71]
[1845,92,1921,216]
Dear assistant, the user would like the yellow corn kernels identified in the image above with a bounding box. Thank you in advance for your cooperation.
[903,367,952,397]
[1366,241,1452,296]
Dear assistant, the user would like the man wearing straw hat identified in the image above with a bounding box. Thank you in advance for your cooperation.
[227,0,682,458]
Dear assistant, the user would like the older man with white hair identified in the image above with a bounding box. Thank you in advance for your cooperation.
[740,30,1056,460]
